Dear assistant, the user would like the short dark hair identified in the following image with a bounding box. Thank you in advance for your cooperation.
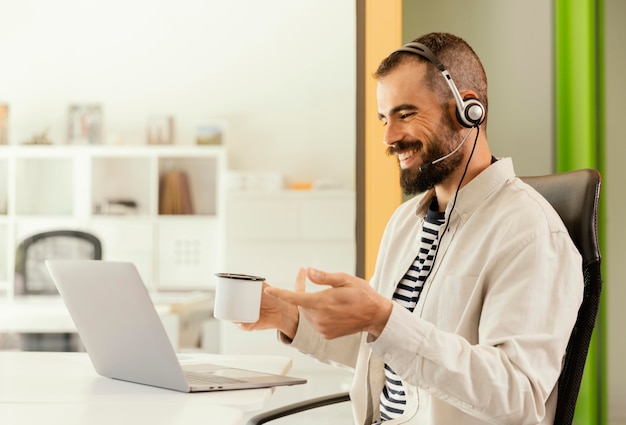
[375,32,488,122]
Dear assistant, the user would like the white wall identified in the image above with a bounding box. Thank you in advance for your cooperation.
[0,0,356,188]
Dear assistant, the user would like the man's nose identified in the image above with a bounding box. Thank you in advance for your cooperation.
[382,121,403,147]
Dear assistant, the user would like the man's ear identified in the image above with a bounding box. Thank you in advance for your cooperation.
[452,90,485,128]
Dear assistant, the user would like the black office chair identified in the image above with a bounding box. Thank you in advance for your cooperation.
[13,230,103,351]
[246,169,602,425]
[523,169,602,425]
[14,230,102,296]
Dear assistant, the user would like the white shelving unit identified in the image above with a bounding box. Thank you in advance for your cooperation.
[218,188,356,370]
[0,144,226,296]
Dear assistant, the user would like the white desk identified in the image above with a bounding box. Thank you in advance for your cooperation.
[0,351,295,425]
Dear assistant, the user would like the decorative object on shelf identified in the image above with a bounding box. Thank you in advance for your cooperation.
[159,170,194,214]
[227,171,284,191]
[23,130,53,145]
[0,103,8,145]
[196,124,222,145]
[147,116,174,145]
[94,198,139,215]
[290,181,313,191]
[67,104,103,144]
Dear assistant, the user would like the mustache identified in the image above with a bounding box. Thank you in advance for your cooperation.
[386,140,423,157]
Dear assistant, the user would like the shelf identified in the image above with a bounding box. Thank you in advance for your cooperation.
[0,222,7,284]
[15,158,74,215]
[157,216,222,290]
[92,156,152,215]
[1,144,226,295]
[0,157,7,216]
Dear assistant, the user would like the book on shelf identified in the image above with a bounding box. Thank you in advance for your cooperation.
[159,171,194,215]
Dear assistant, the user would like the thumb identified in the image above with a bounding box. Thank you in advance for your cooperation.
[307,268,351,288]
[295,268,307,292]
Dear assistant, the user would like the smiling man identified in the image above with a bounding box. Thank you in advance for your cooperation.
[241,32,583,425]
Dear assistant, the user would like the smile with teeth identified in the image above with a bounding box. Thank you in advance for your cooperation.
[398,149,418,161]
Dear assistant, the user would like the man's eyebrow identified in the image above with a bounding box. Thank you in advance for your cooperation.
[378,104,418,120]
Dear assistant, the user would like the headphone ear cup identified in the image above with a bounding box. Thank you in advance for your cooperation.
[456,98,485,128]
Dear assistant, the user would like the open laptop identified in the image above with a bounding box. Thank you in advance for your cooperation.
[45,260,306,393]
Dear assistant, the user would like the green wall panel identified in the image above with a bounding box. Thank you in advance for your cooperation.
[555,0,606,424]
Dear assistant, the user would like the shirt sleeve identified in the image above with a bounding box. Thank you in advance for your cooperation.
[279,308,362,370]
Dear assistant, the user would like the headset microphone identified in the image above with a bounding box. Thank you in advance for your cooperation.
[419,127,475,172]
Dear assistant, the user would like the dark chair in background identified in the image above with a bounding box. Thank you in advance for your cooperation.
[246,169,602,425]
[15,230,102,296]
[13,230,102,351]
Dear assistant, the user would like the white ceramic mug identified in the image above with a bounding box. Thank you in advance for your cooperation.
[213,273,265,322]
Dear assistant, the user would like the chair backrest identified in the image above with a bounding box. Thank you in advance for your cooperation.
[521,169,602,425]
[14,230,103,295]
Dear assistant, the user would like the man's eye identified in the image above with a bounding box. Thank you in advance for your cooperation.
[400,112,415,119]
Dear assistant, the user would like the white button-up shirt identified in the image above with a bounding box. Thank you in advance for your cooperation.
[287,158,583,425]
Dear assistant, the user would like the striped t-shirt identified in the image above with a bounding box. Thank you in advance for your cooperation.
[379,203,445,422]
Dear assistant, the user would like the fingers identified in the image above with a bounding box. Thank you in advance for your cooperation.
[264,286,318,308]
[307,268,352,288]
[295,268,306,292]
[237,322,255,331]
[261,268,352,308]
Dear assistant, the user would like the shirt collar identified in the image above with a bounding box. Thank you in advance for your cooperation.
[414,157,516,219]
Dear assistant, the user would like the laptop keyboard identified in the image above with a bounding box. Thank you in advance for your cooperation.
[184,371,245,385]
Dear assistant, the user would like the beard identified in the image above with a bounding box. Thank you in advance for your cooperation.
[390,116,465,196]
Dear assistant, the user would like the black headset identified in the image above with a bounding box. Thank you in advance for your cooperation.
[393,42,485,128]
